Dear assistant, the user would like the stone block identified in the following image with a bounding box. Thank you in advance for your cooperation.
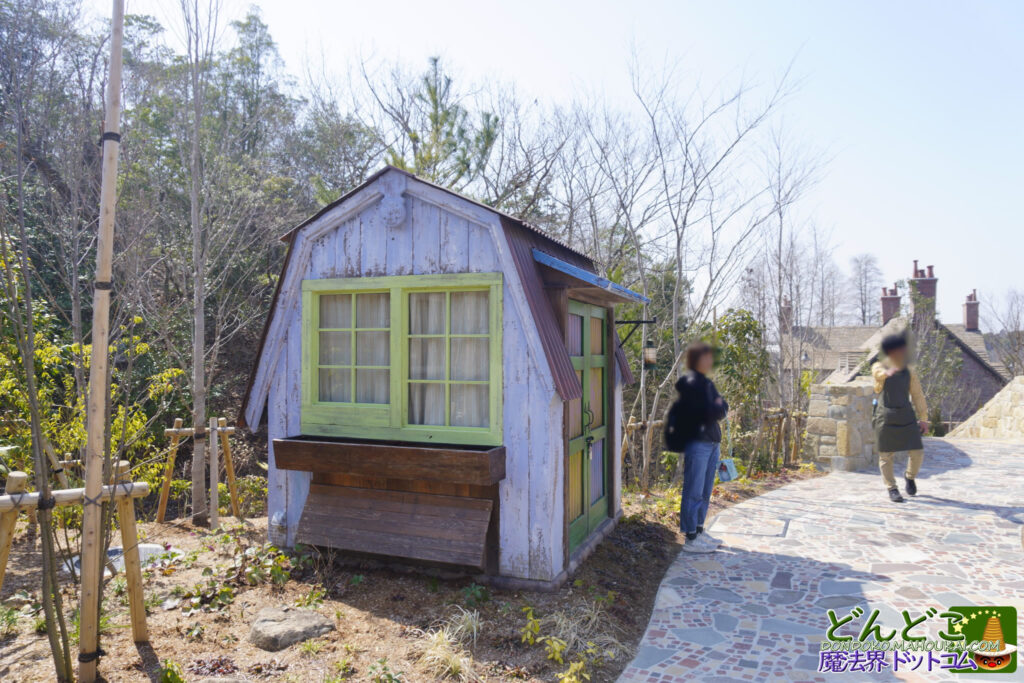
[808,400,829,417]
[819,444,838,459]
[827,405,847,419]
[820,435,836,446]
[806,417,837,436]
[836,422,850,457]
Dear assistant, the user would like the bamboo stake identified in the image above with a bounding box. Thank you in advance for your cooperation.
[0,471,27,594]
[113,461,147,642]
[218,417,241,520]
[156,417,183,523]
[79,1,125,678]
[208,417,219,530]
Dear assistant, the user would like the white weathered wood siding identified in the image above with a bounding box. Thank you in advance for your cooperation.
[252,170,565,581]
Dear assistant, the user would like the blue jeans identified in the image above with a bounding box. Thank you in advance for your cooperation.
[680,440,720,534]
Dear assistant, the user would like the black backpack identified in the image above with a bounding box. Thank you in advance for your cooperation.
[663,394,696,452]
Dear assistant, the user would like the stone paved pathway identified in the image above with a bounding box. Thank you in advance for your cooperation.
[619,438,1024,682]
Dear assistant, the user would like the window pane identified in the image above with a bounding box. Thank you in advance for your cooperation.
[568,450,584,521]
[409,338,445,380]
[318,368,351,402]
[319,294,351,328]
[589,367,604,428]
[409,292,446,334]
[451,291,488,334]
[409,383,445,425]
[356,293,389,328]
[590,316,604,355]
[568,370,583,439]
[590,439,605,503]
[319,331,351,365]
[356,331,390,365]
[450,338,488,381]
[451,384,489,427]
[567,314,583,356]
[356,369,389,404]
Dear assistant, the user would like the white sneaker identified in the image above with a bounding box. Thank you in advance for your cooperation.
[701,531,723,547]
[682,534,715,554]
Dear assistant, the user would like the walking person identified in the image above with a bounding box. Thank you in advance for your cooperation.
[664,341,729,553]
[872,333,929,503]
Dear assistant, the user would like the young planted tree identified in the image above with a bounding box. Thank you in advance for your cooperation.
[179,0,221,524]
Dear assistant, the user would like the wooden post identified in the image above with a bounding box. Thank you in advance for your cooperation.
[79,1,125,679]
[218,417,241,520]
[113,461,147,642]
[0,471,28,594]
[156,417,183,523]
[208,417,219,530]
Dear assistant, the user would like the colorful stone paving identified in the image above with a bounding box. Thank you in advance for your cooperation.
[619,438,1024,682]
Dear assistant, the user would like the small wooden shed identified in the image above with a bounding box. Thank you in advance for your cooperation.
[240,167,648,587]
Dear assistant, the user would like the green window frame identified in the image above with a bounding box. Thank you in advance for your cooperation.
[301,273,503,446]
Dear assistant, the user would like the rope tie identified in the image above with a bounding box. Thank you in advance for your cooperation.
[36,496,56,511]
[78,648,106,663]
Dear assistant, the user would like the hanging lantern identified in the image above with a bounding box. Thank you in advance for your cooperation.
[643,340,657,370]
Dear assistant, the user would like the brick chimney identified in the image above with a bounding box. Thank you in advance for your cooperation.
[963,289,980,331]
[880,284,901,325]
[780,297,794,334]
[908,260,937,324]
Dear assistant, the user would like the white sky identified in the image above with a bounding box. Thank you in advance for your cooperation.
[87,0,1024,328]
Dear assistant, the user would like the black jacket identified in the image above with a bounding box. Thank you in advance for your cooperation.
[666,370,729,446]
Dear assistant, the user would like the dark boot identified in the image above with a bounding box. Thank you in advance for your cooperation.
[888,487,905,503]
[905,477,917,496]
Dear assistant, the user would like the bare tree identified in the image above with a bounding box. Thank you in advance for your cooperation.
[986,289,1024,377]
[848,253,883,325]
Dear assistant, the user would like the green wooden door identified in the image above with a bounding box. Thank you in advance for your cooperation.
[567,301,609,552]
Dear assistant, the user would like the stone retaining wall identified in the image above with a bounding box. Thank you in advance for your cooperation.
[805,379,877,472]
[948,375,1024,439]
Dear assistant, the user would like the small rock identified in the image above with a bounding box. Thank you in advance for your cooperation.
[248,606,334,651]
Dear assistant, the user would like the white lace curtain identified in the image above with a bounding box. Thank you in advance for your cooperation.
[408,290,490,428]
[318,293,390,404]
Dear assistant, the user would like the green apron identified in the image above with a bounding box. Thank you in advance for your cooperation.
[873,367,924,453]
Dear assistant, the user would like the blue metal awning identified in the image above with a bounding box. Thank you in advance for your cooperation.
[532,249,650,305]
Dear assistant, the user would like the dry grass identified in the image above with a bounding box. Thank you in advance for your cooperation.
[416,625,481,681]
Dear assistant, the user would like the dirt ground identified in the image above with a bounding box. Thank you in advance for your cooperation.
[0,466,822,682]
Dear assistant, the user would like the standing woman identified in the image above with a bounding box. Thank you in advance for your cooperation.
[872,333,928,503]
[664,342,729,553]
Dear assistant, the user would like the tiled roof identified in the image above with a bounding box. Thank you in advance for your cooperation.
[940,323,1011,382]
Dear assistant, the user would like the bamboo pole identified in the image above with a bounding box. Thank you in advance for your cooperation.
[0,471,28,594]
[208,417,219,530]
[218,417,241,520]
[113,461,147,642]
[156,417,183,523]
[79,1,125,678]
[0,482,148,512]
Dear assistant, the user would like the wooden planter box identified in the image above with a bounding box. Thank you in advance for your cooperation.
[273,437,505,570]
[272,437,505,485]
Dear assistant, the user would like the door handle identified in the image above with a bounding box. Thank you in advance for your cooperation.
[586,435,594,459]
[583,404,595,431]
